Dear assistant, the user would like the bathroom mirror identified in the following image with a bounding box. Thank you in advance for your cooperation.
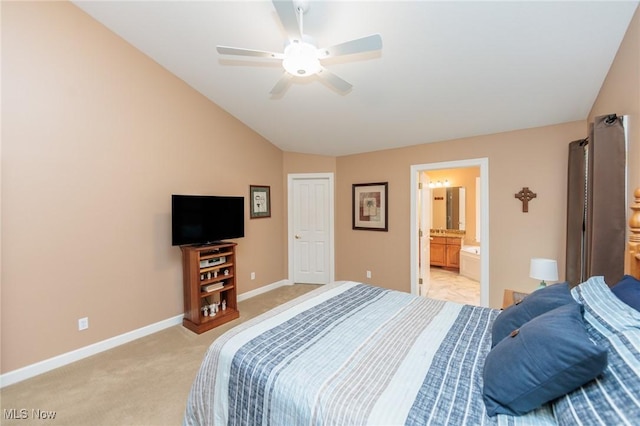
[432,186,466,230]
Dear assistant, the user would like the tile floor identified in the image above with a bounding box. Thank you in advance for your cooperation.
[426,267,480,305]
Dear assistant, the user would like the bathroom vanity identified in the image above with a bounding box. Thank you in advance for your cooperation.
[429,234,462,270]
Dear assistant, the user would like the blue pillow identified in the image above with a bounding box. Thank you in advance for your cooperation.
[555,276,640,425]
[483,302,608,417]
[491,282,573,347]
[611,275,640,312]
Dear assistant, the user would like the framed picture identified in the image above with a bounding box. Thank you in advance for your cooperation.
[352,182,388,231]
[250,185,271,219]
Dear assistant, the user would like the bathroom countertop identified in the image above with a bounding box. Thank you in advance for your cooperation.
[430,231,465,239]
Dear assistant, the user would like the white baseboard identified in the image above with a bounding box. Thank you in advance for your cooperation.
[0,280,291,388]
[237,279,292,302]
[0,314,184,388]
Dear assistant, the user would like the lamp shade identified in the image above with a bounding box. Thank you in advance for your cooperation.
[529,258,559,282]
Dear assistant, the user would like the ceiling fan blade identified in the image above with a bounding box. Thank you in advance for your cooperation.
[270,72,293,95]
[217,45,284,59]
[318,34,383,59]
[317,68,352,93]
[272,0,301,40]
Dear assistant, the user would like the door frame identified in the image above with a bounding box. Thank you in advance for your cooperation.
[410,158,489,307]
[287,173,335,284]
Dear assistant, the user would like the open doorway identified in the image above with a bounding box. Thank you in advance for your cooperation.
[410,158,489,307]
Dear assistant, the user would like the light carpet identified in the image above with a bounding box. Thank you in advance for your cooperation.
[1,277,479,425]
[0,284,319,426]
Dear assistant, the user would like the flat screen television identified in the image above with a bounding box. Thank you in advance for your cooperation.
[172,195,245,246]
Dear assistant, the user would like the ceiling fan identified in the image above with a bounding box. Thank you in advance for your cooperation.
[216,0,382,95]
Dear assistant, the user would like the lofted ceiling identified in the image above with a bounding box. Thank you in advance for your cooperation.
[73,1,638,157]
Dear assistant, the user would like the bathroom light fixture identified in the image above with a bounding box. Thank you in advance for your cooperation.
[428,180,451,188]
[529,258,558,289]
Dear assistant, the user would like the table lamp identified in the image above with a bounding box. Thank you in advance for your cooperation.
[529,258,558,289]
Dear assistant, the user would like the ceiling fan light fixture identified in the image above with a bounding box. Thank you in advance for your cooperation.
[282,40,321,77]
[216,0,382,93]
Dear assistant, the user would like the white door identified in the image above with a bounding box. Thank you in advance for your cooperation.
[419,172,431,296]
[290,176,333,284]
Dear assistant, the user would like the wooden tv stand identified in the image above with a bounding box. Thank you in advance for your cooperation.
[180,242,239,334]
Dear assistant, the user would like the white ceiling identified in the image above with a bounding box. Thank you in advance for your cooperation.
[73,1,638,157]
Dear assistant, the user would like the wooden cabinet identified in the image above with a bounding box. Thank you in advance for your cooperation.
[181,242,239,334]
[446,238,461,268]
[430,236,461,270]
[430,237,447,267]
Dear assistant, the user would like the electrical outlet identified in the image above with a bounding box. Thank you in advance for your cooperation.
[78,317,89,331]
[250,272,256,280]
[366,270,372,279]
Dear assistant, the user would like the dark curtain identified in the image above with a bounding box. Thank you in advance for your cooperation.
[566,114,626,286]
[566,139,587,284]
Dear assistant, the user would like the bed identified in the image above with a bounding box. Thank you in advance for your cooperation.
[184,189,640,426]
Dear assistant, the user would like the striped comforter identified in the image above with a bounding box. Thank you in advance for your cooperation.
[184,281,555,426]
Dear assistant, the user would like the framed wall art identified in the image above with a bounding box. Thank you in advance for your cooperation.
[250,185,271,219]
[352,182,388,231]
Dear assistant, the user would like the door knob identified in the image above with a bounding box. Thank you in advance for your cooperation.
[295,234,301,239]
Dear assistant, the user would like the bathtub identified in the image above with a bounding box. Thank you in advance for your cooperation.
[460,245,480,281]
[461,245,480,255]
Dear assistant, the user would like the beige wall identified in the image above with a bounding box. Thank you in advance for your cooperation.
[334,3,640,309]
[335,121,586,306]
[1,2,285,373]
[2,1,638,377]
[282,152,337,175]
[588,5,640,213]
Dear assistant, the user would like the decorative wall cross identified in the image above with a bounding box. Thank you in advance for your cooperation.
[515,187,537,212]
